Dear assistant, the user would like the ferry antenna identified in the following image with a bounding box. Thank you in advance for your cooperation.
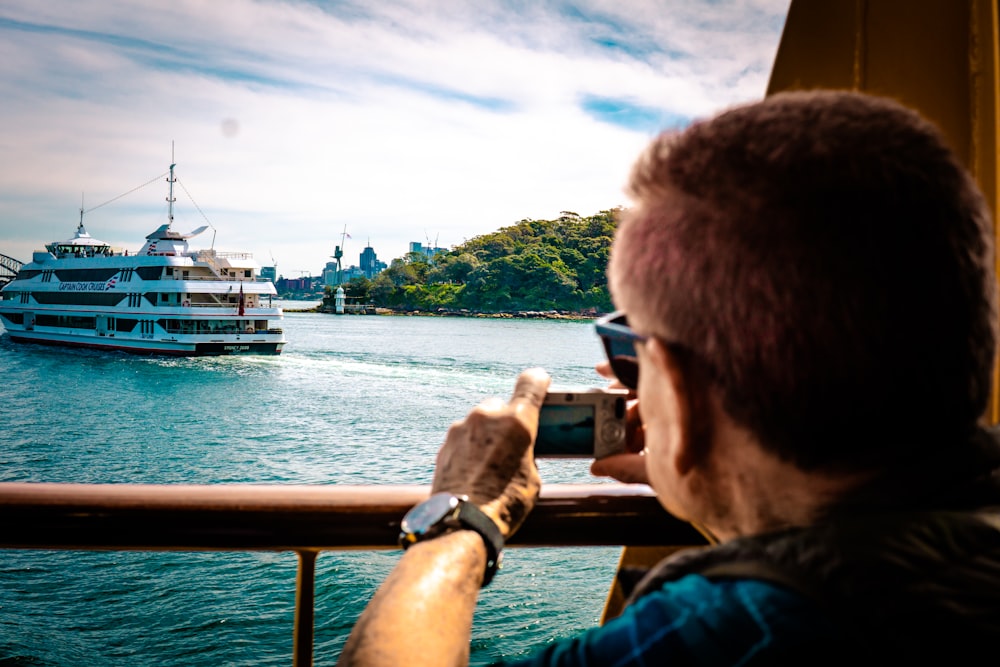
[166,142,177,229]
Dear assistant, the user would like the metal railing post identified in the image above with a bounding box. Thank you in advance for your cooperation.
[293,549,318,667]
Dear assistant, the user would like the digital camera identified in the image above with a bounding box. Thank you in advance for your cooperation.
[533,387,630,459]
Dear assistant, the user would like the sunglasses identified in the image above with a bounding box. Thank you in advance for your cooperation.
[595,311,648,390]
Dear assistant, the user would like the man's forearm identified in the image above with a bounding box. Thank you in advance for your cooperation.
[337,530,487,666]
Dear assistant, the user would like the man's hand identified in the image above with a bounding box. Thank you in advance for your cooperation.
[433,367,551,537]
[338,369,552,667]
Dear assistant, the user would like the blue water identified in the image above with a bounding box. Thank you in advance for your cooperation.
[0,313,622,666]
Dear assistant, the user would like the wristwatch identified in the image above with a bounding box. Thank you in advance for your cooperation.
[398,492,505,586]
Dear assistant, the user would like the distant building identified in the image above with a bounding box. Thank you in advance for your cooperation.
[359,245,386,279]
[260,266,277,282]
[323,244,387,285]
[276,276,316,292]
[409,241,447,261]
[322,261,339,287]
[342,265,365,281]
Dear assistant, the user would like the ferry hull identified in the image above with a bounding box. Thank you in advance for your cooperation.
[195,341,282,355]
[7,332,283,356]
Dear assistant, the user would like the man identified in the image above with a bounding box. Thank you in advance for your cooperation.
[338,91,1000,665]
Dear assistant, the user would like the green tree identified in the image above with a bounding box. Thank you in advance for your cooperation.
[372,208,621,313]
[344,276,372,301]
[370,272,400,306]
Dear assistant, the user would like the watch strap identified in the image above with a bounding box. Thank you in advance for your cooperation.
[454,499,504,586]
[399,493,505,587]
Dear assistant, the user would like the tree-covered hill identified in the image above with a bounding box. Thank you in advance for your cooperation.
[336,209,620,314]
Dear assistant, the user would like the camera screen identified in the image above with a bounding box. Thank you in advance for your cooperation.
[535,404,595,455]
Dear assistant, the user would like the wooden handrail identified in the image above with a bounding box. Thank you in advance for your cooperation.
[0,482,704,666]
[0,482,704,550]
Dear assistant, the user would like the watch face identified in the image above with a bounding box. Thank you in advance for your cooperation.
[402,493,459,537]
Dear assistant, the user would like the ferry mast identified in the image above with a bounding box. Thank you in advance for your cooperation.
[166,160,176,229]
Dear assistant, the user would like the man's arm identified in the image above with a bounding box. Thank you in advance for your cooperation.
[338,530,488,666]
[337,368,551,667]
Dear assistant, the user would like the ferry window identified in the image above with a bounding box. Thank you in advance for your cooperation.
[161,293,169,302]
[166,267,173,276]
[244,270,251,278]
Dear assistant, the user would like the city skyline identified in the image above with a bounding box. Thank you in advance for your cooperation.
[0,1,790,274]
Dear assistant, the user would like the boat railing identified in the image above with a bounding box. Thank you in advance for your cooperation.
[184,302,279,310]
[159,324,284,335]
[192,250,254,279]
[173,274,253,282]
[193,249,254,267]
[194,250,254,260]
[0,481,702,667]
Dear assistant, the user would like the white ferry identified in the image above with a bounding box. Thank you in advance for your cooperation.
[0,164,285,355]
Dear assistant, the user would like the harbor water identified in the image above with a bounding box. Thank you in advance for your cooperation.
[0,311,625,666]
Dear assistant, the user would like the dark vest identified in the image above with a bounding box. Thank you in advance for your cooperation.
[624,428,1000,664]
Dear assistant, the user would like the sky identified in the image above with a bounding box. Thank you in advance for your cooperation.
[0,0,790,277]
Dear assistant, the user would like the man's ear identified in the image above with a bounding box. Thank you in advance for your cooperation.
[643,337,706,475]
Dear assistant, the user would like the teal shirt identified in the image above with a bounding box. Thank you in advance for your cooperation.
[496,574,837,666]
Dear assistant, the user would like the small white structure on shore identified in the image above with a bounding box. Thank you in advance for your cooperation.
[335,286,345,314]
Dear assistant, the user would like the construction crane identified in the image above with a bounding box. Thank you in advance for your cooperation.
[423,230,441,260]
[331,225,349,284]
[269,251,279,280]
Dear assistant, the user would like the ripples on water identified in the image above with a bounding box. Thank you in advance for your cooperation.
[0,314,622,666]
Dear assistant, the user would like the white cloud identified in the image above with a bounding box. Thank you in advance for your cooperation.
[0,0,790,274]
